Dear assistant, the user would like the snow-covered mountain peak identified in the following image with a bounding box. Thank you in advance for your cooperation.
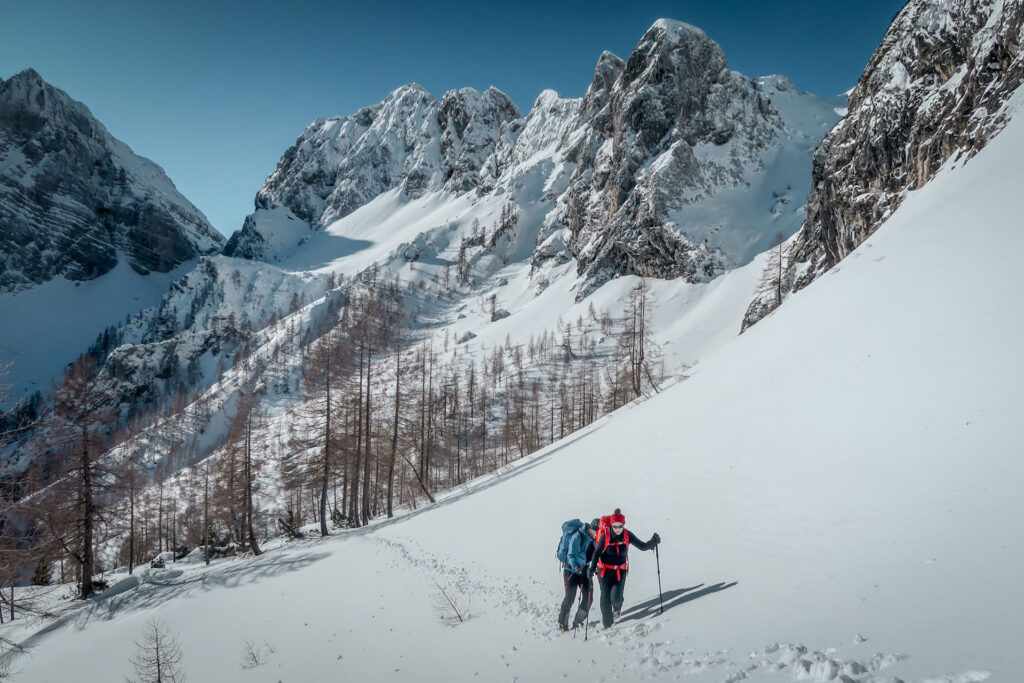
[389,81,432,98]
[228,81,523,259]
[629,15,722,72]
[3,67,48,96]
[648,16,709,41]
[438,85,521,192]
[0,67,101,141]
[575,50,623,124]
[530,88,566,110]
[0,69,223,294]
[541,17,813,294]
[0,69,226,402]
[226,19,843,298]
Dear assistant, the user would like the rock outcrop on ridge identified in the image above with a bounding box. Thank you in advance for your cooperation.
[0,69,223,293]
[743,0,1024,330]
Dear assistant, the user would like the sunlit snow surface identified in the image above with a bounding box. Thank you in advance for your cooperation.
[4,89,1023,683]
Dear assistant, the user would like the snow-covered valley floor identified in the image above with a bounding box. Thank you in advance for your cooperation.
[4,92,1024,683]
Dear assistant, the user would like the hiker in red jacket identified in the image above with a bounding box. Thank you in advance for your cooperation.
[588,508,660,628]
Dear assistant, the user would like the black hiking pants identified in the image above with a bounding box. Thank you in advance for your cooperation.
[559,570,593,628]
[597,568,628,627]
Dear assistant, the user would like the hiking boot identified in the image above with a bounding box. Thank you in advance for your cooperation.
[559,623,569,633]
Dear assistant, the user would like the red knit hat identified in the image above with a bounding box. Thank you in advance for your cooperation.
[609,508,625,526]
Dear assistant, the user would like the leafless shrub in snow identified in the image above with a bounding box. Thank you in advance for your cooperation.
[240,640,275,669]
[128,618,185,683]
[432,579,471,626]
[0,646,18,682]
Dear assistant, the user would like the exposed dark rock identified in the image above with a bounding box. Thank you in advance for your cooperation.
[539,19,783,295]
[0,69,223,293]
[743,0,1024,331]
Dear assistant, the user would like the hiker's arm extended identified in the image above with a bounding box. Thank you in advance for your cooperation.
[628,530,661,551]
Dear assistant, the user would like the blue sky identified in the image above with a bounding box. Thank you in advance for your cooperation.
[1,0,906,237]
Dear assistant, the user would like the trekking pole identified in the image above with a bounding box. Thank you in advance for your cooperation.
[584,582,590,641]
[655,546,664,615]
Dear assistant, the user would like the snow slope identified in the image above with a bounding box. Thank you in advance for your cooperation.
[273,184,768,372]
[5,90,1023,683]
[0,261,195,407]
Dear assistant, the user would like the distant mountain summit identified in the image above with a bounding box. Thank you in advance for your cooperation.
[547,18,791,290]
[225,19,843,296]
[0,69,223,293]
[223,84,521,259]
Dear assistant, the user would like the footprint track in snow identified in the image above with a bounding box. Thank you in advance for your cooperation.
[366,537,989,683]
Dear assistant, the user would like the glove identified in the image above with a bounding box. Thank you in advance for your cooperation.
[650,532,661,546]
[587,564,596,579]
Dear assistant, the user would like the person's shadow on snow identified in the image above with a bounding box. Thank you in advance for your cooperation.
[617,582,738,623]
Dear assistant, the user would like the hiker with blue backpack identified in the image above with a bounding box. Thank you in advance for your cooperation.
[556,518,599,632]
[588,508,660,628]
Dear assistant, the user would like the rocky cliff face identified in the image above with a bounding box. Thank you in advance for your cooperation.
[224,85,521,259]
[544,19,784,292]
[0,69,223,293]
[743,0,1023,330]
[94,255,328,410]
[226,19,839,295]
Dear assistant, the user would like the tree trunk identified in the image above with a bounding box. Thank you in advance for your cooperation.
[319,361,331,537]
[387,350,400,518]
[128,472,136,575]
[350,344,364,526]
[360,342,373,526]
[245,406,262,556]
[80,427,95,599]
[203,461,210,565]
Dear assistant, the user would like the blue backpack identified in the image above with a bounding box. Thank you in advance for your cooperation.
[556,519,593,572]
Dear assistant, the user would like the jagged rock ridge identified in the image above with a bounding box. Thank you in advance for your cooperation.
[224,85,521,258]
[0,69,224,293]
[545,19,784,292]
[226,19,839,296]
[743,0,1024,330]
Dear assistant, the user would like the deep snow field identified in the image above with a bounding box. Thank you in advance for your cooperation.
[3,90,1023,683]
